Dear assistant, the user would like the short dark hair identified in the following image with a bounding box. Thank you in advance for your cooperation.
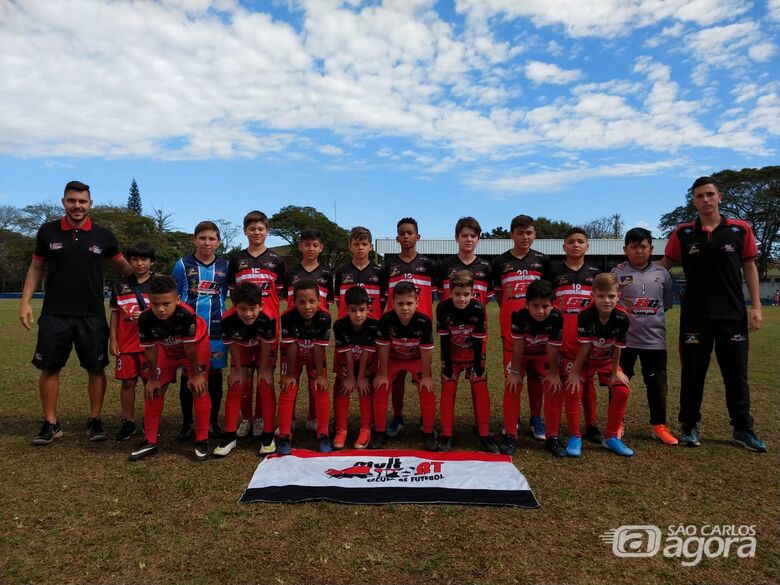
[691,176,720,192]
[64,180,90,197]
[293,278,318,299]
[564,227,588,240]
[149,275,178,295]
[299,228,322,243]
[350,226,372,242]
[510,215,535,231]
[394,281,417,297]
[125,241,156,261]
[397,217,418,233]
[449,269,474,290]
[526,279,554,302]
[194,220,220,237]
[624,227,653,246]
[344,285,370,307]
[243,210,269,229]
[232,282,263,306]
[455,217,481,237]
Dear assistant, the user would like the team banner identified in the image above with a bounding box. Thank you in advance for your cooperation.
[240,449,539,508]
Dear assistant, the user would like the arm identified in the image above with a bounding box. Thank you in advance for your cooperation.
[610,346,629,386]
[356,351,371,396]
[341,350,356,394]
[544,345,562,393]
[143,345,161,398]
[184,342,207,395]
[258,341,274,384]
[440,334,453,380]
[506,338,525,392]
[280,342,298,390]
[419,347,434,393]
[109,255,133,276]
[19,258,45,330]
[470,336,485,380]
[743,259,763,331]
[373,344,390,391]
[227,344,245,386]
[312,345,328,392]
[565,342,591,394]
[109,310,121,356]
[657,257,674,270]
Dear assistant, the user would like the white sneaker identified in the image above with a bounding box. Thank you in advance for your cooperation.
[212,437,237,457]
[236,419,251,438]
[252,418,264,437]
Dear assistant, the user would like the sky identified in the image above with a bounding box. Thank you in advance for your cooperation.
[1,0,779,244]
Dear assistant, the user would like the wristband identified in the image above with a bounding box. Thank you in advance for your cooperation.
[507,367,521,375]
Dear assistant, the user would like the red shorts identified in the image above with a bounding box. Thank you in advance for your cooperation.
[560,355,616,385]
[156,340,211,387]
[115,352,148,381]
[441,361,486,379]
[234,342,277,369]
[389,358,423,382]
[519,353,550,378]
[280,355,315,378]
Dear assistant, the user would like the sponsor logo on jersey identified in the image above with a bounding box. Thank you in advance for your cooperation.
[49,242,64,251]
[721,244,736,253]
[88,245,102,254]
[683,333,699,344]
[729,333,747,342]
[631,298,660,315]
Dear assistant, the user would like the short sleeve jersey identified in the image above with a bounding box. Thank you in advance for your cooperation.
[377,311,434,361]
[171,254,229,340]
[548,261,601,357]
[612,261,673,350]
[280,309,331,361]
[227,249,286,321]
[333,261,383,320]
[221,307,277,348]
[436,299,486,363]
[33,217,122,317]
[664,216,757,321]
[381,254,437,319]
[438,255,493,306]
[282,264,333,311]
[491,249,551,339]
[576,305,629,363]
[510,307,564,356]
[333,316,381,372]
[138,304,208,360]
[110,275,153,354]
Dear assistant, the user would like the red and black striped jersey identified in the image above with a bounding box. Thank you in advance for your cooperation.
[333,316,380,372]
[221,307,277,348]
[510,307,564,356]
[491,249,550,340]
[435,298,486,363]
[280,308,331,361]
[282,263,333,312]
[110,275,153,354]
[138,303,208,360]
[377,311,434,361]
[227,249,285,321]
[577,305,629,363]
[548,261,601,357]
[438,255,493,305]
[333,261,383,320]
[381,253,437,319]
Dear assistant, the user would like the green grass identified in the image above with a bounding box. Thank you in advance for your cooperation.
[1,300,778,585]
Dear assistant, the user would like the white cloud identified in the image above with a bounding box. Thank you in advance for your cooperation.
[525,60,583,84]
[748,42,776,61]
[318,144,344,156]
[769,0,780,21]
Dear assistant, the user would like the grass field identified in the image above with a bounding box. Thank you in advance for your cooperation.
[1,300,778,585]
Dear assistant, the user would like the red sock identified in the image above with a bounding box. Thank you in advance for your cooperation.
[440,379,458,437]
[471,379,491,436]
[258,378,276,434]
[315,383,330,438]
[224,381,243,433]
[502,383,521,438]
[582,376,598,426]
[307,378,317,422]
[358,392,373,429]
[417,383,436,434]
[391,373,405,417]
[144,394,164,443]
[565,385,583,438]
[277,382,298,438]
[373,383,389,432]
[605,383,630,439]
[240,378,253,421]
[333,381,349,432]
[193,393,211,442]
[543,383,564,438]
[527,375,543,418]
[253,377,263,421]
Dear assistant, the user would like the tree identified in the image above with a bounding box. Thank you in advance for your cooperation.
[659,166,780,278]
[269,205,350,269]
[583,213,623,239]
[0,205,22,231]
[481,226,510,239]
[127,178,142,215]
[150,206,176,233]
[213,218,240,254]
[15,201,62,236]
[0,229,34,292]
[534,216,574,238]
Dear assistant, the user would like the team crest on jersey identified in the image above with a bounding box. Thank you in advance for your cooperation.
[729,226,741,232]
[502,263,514,273]
[687,243,701,255]
[619,275,634,285]
[342,274,354,283]
[721,244,736,253]
[389,266,402,277]
[238,259,249,270]
[186,268,199,277]
[683,333,699,344]
[88,245,102,254]
[49,242,64,251]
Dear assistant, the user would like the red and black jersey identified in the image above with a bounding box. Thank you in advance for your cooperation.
[333,261,383,320]
[280,308,331,361]
[381,254,437,319]
[33,217,122,317]
[110,275,153,354]
[138,303,208,360]
[436,298,486,363]
[510,307,564,356]
[377,311,434,361]
[227,249,285,321]
[491,249,550,340]
[333,316,380,373]
[282,263,333,311]
[221,307,277,348]
[665,216,757,321]
[577,305,629,363]
[549,261,601,357]
[438,255,493,305]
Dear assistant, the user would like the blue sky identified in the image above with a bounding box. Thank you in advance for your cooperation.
[1,0,778,244]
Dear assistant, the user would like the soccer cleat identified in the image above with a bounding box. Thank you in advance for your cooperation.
[732,430,768,453]
[370,432,386,450]
[129,440,158,461]
[565,436,582,458]
[479,435,500,454]
[175,423,194,442]
[602,436,634,457]
[584,424,603,444]
[86,417,107,442]
[332,429,348,450]
[194,440,210,461]
[236,419,251,438]
[209,422,224,438]
[276,436,292,456]
[439,436,453,452]
[386,416,405,437]
[258,432,276,456]
[317,435,333,453]
[423,433,438,452]
[115,419,137,442]
[212,433,237,458]
[679,424,701,447]
[546,436,567,458]
[252,418,264,437]
[529,416,546,441]
[305,419,318,433]
[499,435,517,456]
[651,424,678,446]
[32,420,63,446]
[353,428,371,449]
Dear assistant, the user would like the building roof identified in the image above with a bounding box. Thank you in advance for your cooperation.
[374,238,668,256]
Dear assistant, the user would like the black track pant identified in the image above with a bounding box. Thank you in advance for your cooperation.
[620,348,668,426]
[678,319,753,432]
[180,370,223,426]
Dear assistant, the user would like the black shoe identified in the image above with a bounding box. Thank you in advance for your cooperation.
[370,432,386,450]
[209,422,224,438]
[86,417,107,442]
[439,436,453,452]
[546,436,567,458]
[479,435,500,454]
[115,419,137,441]
[129,440,158,461]
[423,433,438,452]
[176,423,194,442]
[584,424,603,444]
[32,420,62,446]
[194,440,210,461]
[499,435,516,455]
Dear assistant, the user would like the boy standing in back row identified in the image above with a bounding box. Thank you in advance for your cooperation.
[334,226,383,320]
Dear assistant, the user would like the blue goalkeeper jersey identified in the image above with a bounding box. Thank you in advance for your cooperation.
[172,254,229,340]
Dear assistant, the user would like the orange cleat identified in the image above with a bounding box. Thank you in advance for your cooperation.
[651,424,679,446]
[332,429,348,449]
[353,427,371,449]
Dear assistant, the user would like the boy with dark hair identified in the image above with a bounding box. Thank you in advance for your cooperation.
[491,214,551,441]
[227,210,286,439]
[172,221,229,440]
[373,280,436,451]
[213,282,277,457]
[436,270,497,453]
[332,286,381,449]
[380,217,438,437]
[504,279,565,456]
[564,273,634,457]
[276,279,332,455]
[109,241,156,441]
[130,275,211,461]
[548,227,603,444]
[334,226,383,320]
[612,228,677,445]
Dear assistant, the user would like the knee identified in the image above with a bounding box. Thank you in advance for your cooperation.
[610,384,630,400]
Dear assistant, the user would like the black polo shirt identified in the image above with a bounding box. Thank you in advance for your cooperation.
[664,216,757,321]
[34,217,121,317]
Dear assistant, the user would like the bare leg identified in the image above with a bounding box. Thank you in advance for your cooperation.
[39,370,60,423]
[87,370,107,418]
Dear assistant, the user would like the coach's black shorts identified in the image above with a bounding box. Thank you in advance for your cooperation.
[32,315,109,372]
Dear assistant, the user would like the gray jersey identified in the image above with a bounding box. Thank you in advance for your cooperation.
[611,261,673,350]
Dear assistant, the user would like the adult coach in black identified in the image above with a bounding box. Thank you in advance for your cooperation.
[19,181,132,445]
[660,176,767,453]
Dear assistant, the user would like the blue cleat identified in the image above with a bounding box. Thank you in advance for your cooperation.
[277,436,292,456]
[732,430,767,453]
[529,416,546,441]
[317,435,333,453]
[602,436,634,457]
[565,436,582,457]
[386,416,405,437]
[679,424,701,447]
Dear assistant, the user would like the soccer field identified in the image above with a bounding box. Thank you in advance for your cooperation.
[1,300,778,585]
